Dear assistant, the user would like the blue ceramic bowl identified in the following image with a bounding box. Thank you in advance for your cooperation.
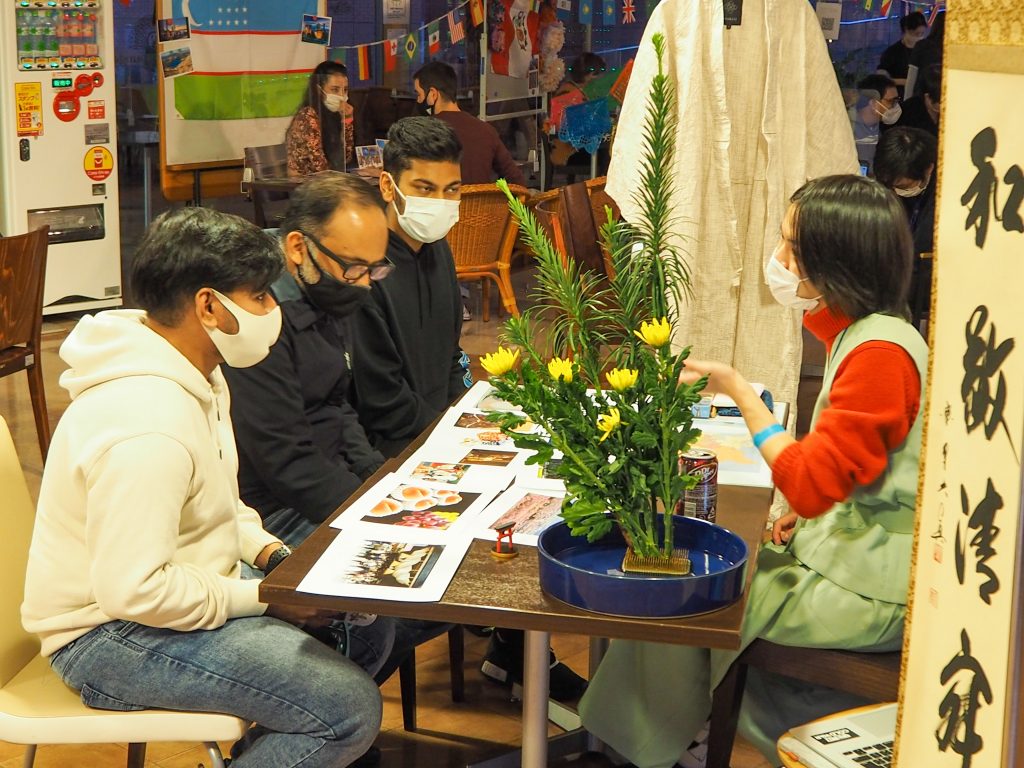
[537,515,749,618]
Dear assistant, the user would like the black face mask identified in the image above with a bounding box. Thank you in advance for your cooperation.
[297,254,371,318]
[416,94,434,116]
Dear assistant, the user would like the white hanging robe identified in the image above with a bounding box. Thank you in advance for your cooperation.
[606,0,858,408]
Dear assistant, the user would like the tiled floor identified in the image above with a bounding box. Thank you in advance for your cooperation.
[2,169,801,766]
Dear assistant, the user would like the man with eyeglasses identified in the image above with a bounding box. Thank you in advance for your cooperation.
[223,173,450,738]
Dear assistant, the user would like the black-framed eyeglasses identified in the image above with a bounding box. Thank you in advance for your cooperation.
[301,232,395,282]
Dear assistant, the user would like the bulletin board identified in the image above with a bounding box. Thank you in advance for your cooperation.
[155,0,326,198]
[895,6,1024,768]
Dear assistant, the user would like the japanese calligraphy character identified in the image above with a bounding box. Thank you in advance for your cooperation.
[954,479,1002,603]
[1002,163,1024,233]
[961,127,1000,249]
[962,305,1018,461]
[937,629,992,768]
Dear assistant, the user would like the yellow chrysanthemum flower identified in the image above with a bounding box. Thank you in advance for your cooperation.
[634,317,672,348]
[547,356,574,383]
[597,407,621,442]
[605,367,639,391]
[480,346,520,376]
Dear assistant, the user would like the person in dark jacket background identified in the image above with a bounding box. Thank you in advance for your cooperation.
[224,173,449,698]
[351,117,471,458]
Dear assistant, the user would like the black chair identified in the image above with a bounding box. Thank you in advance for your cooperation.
[242,144,293,228]
[397,626,465,732]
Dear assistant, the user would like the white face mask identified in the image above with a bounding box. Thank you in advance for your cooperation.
[322,92,346,112]
[388,175,460,244]
[765,252,821,312]
[879,102,902,125]
[205,289,282,368]
[893,182,927,198]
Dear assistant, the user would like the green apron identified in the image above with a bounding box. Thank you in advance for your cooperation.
[578,314,928,767]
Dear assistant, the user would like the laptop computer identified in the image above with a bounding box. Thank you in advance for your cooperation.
[779,702,896,768]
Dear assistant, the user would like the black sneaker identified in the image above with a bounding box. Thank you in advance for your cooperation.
[480,629,587,702]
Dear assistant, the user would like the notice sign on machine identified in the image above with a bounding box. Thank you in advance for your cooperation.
[84,146,113,181]
[88,100,105,119]
[15,82,43,137]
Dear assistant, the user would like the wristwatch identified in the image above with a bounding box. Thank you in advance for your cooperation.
[264,544,292,574]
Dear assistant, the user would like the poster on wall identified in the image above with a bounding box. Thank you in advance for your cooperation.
[489,0,539,79]
[896,63,1024,768]
[158,0,326,166]
[382,0,410,26]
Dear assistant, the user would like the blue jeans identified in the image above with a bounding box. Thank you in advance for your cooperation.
[50,616,381,768]
[264,506,453,682]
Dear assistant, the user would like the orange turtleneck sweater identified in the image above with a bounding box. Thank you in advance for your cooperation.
[772,307,922,518]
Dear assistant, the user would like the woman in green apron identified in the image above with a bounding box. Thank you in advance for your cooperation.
[579,175,929,767]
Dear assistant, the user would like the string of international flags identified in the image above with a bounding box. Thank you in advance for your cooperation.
[330,0,644,81]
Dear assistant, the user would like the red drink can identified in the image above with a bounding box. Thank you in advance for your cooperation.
[677,449,718,523]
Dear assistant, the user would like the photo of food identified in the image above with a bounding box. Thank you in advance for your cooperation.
[455,412,500,429]
[362,483,479,529]
[410,462,470,484]
[490,492,563,536]
[338,540,443,589]
[461,448,518,467]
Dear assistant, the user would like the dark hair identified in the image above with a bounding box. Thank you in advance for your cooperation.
[789,175,912,320]
[382,117,462,180]
[568,52,606,84]
[857,73,896,100]
[291,60,348,170]
[873,127,937,187]
[414,61,457,102]
[130,208,283,325]
[919,63,942,102]
[280,171,384,240]
[900,11,926,32]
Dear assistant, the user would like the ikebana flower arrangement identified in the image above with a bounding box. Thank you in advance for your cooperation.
[483,35,706,562]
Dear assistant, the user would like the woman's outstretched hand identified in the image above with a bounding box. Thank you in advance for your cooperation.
[680,359,741,398]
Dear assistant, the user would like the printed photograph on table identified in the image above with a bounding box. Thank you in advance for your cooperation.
[411,461,470,484]
[159,46,193,78]
[331,472,499,535]
[461,448,519,467]
[338,540,444,589]
[300,14,332,45]
[355,144,383,169]
[690,417,778,488]
[454,411,501,429]
[157,17,190,42]
[363,483,480,530]
[297,526,472,603]
[475,487,566,546]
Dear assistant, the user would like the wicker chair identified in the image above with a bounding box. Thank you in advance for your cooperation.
[447,183,529,322]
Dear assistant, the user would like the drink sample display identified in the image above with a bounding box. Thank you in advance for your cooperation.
[14,0,103,71]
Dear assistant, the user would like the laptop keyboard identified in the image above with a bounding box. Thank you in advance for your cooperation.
[843,740,893,768]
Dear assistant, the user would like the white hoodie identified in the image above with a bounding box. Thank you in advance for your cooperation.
[22,310,280,656]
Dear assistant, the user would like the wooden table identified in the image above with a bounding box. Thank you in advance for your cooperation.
[261,464,772,767]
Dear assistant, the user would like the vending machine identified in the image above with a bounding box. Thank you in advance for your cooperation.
[0,0,121,314]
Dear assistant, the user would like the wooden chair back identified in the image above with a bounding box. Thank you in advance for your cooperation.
[0,227,48,353]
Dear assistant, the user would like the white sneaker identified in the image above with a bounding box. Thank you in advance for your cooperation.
[462,305,472,321]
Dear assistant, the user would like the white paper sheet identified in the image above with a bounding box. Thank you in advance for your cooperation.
[296,526,471,602]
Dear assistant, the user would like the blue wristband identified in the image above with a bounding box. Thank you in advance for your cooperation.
[752,423,785,449]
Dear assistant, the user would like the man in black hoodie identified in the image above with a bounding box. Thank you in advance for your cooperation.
[351,117,471,458]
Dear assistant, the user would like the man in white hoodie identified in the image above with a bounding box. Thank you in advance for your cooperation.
[21,208,381,768]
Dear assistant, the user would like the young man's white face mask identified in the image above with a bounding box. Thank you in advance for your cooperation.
[385,173,460,244]
[205,289,282,368]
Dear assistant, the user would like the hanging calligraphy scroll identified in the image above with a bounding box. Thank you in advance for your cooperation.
[897,6,1024,768]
